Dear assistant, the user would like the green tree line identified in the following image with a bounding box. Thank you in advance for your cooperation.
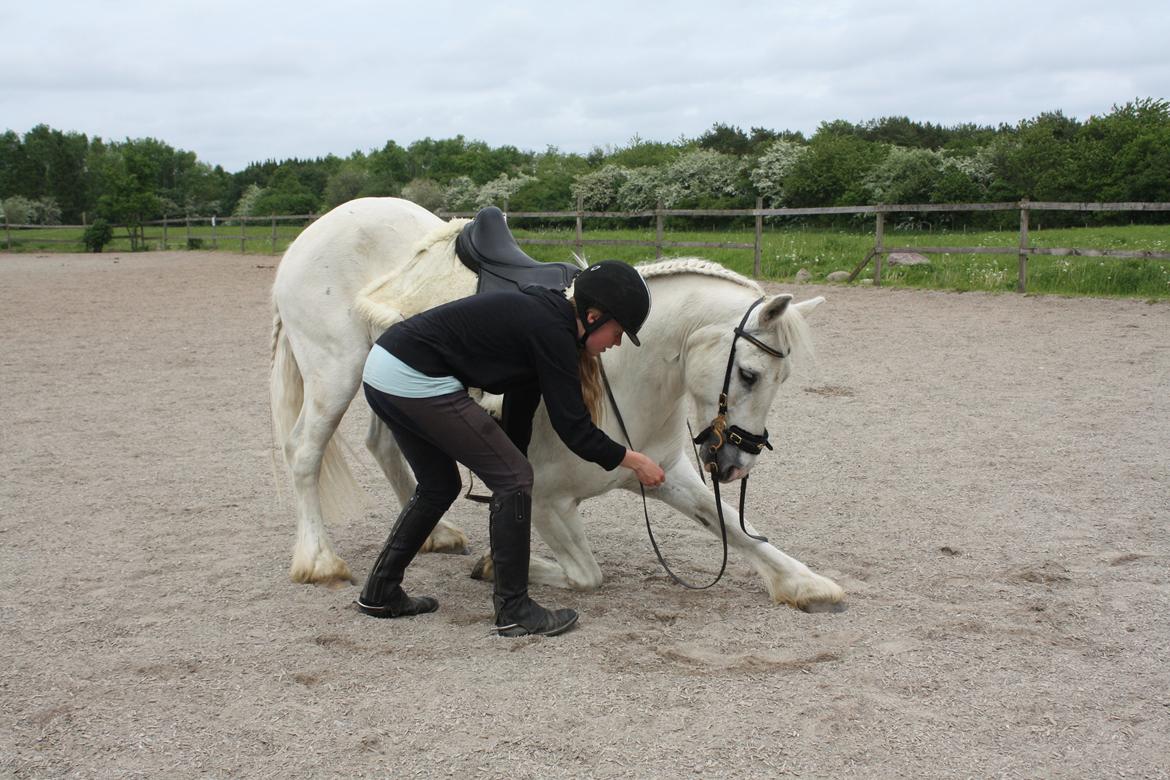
[2,98,1168,233]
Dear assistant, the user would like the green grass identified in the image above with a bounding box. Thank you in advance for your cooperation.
[2,222,307,255]
[5,221,1168,298]
[511,223,1170,299]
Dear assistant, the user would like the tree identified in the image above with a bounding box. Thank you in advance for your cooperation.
[657,149,748,208]
[616,166,668,211]
[783,133,887,208]
[442,176,478,212]
[400,178,445,212]
[571,164,629,210]
[750,140,809,206]
[474,172,534,209]
[250,167,319,216]
[1074,99,1170,205]
[87,140,164,249]
[698,123,753,156]
[862,146,946,204]
[323,163,370,209]
[988,111,1082,202]
[508,147,590,211]
[604,135,682,169]
[233,184,265,217]
[83,218,113,252]
[365,142,409,195]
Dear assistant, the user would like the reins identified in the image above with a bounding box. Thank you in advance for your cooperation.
[600,359,728,590]
[603,296,787,589]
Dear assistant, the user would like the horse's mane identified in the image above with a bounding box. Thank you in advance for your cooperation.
[635,257,815,372]
[635,258,764,294]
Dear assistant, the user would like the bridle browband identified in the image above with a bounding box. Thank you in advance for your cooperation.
[603,296,788,590]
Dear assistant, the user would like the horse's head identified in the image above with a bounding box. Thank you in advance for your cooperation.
[685,293,823,483]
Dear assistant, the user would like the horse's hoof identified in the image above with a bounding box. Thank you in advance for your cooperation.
[800,600,847,614]
[290,555,354,586]
[421,525,471,555]
[470,554,493,581]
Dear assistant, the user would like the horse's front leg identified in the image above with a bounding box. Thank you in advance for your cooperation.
[647,456,845,612]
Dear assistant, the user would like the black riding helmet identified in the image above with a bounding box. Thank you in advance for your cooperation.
[572,260,652,347]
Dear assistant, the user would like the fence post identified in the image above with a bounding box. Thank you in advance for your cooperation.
[4,219,10,251]
[575,194,583,256]
[185,215,191,248]
[212,215,218,250]
[753,196,763,278]
[655,200,664,259]
[240,217,247,254]
[873,211,885,286]
[1018,200,1030,293]
[162,216,168,250]
[271,216,277,254]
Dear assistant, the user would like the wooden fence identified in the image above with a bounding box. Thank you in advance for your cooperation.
[5,200,1169,293]
[440,197,1170,293]
[1,214,316,254]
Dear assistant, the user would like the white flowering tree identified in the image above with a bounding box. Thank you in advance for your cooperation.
[657,149,747,207]
[232,184,264,218]
[615,166,668,211]
[475,172,535,209]
[571,164,630,210]
[749,140,809,206]
[861,146,943,204]
[443,176,479,212]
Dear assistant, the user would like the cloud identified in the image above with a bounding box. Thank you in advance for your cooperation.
[2,0,1167,170]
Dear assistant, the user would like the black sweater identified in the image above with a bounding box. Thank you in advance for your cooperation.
[378,287,626,471]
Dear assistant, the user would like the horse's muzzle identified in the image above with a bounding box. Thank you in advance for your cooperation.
[693,421,771,482]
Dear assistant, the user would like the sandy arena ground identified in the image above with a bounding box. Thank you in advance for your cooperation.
[1,250,1168,778]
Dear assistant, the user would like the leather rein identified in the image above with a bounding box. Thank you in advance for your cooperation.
[602,296,786,590]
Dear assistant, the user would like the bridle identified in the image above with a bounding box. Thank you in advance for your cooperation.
[603,296,787,590]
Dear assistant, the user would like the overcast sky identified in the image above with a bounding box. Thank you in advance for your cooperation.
[4,0,1168,172]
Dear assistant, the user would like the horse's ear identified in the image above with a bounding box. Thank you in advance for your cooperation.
[758,294,794,326]
[793,296,825,317]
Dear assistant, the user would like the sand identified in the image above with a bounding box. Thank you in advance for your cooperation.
[2,250,1168,778]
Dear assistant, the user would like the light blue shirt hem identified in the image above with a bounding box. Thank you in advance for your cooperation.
[363,344,464,398]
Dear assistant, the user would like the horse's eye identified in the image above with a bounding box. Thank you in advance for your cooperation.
[738,368,758,387]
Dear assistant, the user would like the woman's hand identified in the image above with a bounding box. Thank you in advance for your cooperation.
[622,449,666,488]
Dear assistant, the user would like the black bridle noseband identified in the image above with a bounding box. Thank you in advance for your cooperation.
[603,296,788,590]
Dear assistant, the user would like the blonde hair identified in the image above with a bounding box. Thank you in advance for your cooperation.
[570,297,605,423]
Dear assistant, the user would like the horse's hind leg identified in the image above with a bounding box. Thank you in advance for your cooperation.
[365,414,470,554]
[287,371,363,585]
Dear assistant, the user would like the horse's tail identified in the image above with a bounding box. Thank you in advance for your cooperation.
[269,300,363,527]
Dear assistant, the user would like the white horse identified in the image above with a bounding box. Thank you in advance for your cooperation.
[271,197,844,611]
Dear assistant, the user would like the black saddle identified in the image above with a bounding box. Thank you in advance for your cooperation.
[455,206,580,294]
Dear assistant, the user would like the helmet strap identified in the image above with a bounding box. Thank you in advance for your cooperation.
[577,312,613,348]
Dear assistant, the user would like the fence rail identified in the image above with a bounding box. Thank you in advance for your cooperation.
[5,200,1169,293]
[439,197,1170,292]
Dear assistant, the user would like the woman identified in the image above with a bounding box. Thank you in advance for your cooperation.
[357,260,666,637]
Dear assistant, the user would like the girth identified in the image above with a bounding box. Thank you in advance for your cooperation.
[454,206,580,294]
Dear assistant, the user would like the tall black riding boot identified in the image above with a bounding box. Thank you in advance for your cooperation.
[489,490,578,637]
[356,494,443,618]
